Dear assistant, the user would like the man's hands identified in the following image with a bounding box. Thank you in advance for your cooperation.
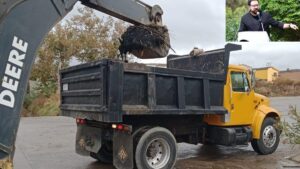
[289,23,298,30]
[283,23,299,30]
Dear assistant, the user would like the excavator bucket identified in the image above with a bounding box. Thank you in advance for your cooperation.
[83,0,171,59]
[0,0,78,164]
[119,25,170,59]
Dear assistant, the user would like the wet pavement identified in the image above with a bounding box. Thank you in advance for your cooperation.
[175,143,300,169]
[14,96,300,169]
[270,96,300,123]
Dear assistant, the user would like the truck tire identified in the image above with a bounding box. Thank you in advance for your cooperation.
[90,142,113,163]
[135,127,177,169]
[251,117,280,155]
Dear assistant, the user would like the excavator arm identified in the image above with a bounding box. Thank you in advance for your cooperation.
[0,0,165,167]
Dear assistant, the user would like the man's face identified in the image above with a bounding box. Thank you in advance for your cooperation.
[249,1,260,14]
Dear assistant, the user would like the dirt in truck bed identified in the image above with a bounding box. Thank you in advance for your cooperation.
[119,25,171,59]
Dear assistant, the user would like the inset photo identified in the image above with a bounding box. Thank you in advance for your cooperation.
[226,0,300,42]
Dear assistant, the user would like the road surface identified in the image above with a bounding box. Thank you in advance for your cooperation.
[14,96,300,169]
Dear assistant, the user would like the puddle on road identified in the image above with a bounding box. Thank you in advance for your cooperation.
[175,143,300,169]
[83,143,300,169]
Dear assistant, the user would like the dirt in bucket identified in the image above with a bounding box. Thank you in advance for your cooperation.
[119,24,171,59]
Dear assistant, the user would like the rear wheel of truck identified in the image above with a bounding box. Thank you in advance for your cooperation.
[135,127,177,169]
[90,142,113,163]
[251,117,280,155]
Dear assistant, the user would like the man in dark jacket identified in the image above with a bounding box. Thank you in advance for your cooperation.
[239,0,298,34]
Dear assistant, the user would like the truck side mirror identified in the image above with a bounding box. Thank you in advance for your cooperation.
[251,70,256,88]
[245,86,250,92]
[251,78,256,89]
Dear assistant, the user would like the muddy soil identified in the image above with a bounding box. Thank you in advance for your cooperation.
[119,25,170,59]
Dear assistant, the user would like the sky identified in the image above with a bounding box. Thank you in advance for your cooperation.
[67,0,300,71]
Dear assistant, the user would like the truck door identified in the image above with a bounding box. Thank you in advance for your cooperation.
[230,71,255,125]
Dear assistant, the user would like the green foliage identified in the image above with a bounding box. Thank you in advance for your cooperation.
[23,90,38,110]
[23,82,58,116]
[226,0,247,11]
[23,93,60,117]
[31,6,127,84]
[282,106,300,144]
[226,6,248,41]
[35,80,57,98]
[260,0,300,41]
[34,94,60,116]
[67,7,127,62]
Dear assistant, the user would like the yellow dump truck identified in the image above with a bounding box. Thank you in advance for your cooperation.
[59,44,281,169]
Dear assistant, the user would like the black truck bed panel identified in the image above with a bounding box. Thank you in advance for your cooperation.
[60,44,241,122]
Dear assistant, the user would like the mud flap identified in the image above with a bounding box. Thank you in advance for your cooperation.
[113,131,133,169]
[76,125,102,156]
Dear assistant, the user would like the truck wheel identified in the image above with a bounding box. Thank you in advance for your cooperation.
[251,117,280,155]
[90,142,113,163]
[135,127,177,169]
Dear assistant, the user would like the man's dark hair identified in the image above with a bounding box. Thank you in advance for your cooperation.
[248,0,259,6]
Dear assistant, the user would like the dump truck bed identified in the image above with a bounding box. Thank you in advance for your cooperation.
[60,44,241,122]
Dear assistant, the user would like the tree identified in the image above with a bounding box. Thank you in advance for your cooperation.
[226,6,248,41]
[260,0,300,41]
[226,0,247,11]
[31,7,127,95]
[26,7,127,116]
[67,7,127,62]
[31,24,78,95]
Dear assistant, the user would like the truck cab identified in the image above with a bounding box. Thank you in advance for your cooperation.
[204,64,280,154]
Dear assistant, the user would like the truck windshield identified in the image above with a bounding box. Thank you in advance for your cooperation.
[231,72,250,92]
